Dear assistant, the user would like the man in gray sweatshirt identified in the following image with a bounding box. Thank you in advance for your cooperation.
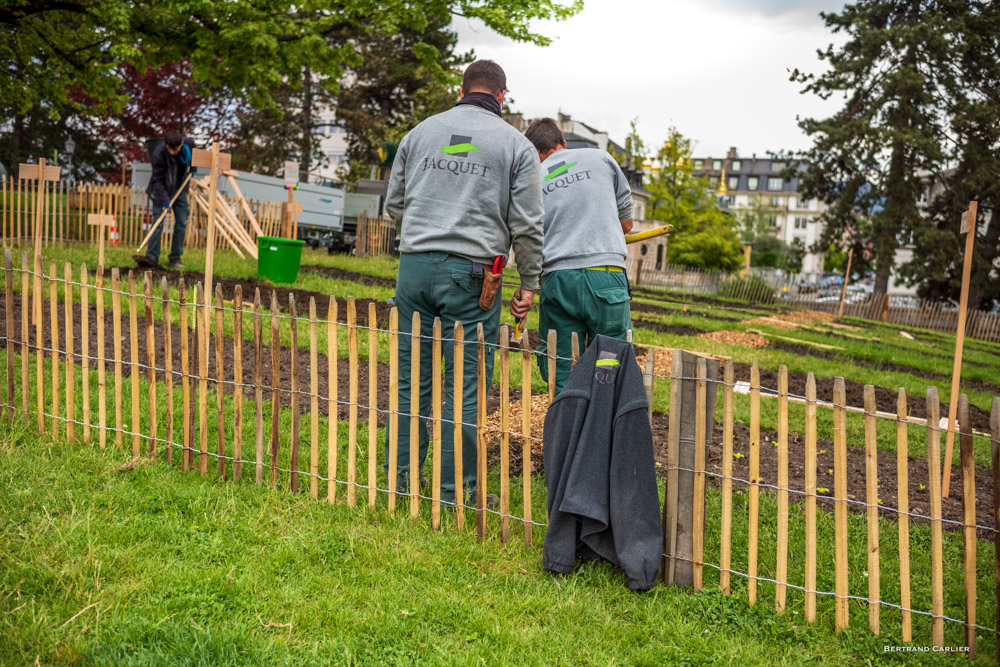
[523,117,634,394]
[385,59,544,506]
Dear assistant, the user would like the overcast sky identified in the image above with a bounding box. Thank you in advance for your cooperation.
[454,0,848,159]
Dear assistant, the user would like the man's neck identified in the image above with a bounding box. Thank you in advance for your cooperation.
[539,145,566,162]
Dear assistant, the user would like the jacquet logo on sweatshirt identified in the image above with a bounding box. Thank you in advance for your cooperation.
[543,160,592,193]
[421,134,492,178]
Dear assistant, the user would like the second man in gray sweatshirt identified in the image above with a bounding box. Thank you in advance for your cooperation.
[385,59,544,506]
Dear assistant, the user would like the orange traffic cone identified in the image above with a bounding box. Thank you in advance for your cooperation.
[108,217,120,245]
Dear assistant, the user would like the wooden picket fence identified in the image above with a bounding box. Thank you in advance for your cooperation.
[1,251,999,657]
[355,213,396,258]
[0,178,286,252]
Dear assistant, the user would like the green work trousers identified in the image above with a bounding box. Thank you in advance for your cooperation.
[387,252,500,505]
[537,268,632,394]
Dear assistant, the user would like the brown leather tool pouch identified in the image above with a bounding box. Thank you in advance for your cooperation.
[479,269,503,310]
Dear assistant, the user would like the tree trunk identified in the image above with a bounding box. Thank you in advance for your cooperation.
[300,65,312,181]
[12,112,24,165]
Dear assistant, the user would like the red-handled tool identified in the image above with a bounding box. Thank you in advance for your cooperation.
[491,256,504,274]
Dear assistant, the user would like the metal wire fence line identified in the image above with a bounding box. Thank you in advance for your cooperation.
[2,252,999,657]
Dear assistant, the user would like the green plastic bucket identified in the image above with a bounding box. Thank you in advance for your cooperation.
[257,236,306,283]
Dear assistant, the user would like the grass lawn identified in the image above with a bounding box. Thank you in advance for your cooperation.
[1,424,990,665]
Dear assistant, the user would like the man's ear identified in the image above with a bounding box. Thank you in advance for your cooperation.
[459,87,465,99]
[496,90,506,105]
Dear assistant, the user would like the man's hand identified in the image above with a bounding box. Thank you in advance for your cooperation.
[511,287,535,325]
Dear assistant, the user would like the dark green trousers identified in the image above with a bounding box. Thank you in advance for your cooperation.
[537,268,632,394]
[388,252,500,504]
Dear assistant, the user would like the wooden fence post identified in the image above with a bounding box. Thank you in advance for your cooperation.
[347,297,358,507]
[476,322,486,538]
[863,385,880,635]
[49,262,60,440]
[163,278,173,464]
[432,317,443,531]
[269,290,279,487]
[198,283,208,475]
[833,377,849,632]
[309,297,319,500]
[720,360,734,595]
[128,271,139,456]
[499,325,510,543]
[20,253,28,422]
[4,251,12,422]
[804,373,817,622]
[97,267,106,448]
[547,329,557,403]
[409,310,421,518]
[926,386,944,647]
[693,357,708,592]
[663,351,681,583]
[288,295,299,491]
[232,286,243,477]
[896,389,911,642]
[959,395,976,658]
[35,256,45,434]
[388,307,399,512]
[452,320,464,530]
[215,284,226,479]
[369,303,379,510]
[80,266,90,443]
[748,361,761,604]
[521,329,532,546]
[775,365,789,612]
[63,263,75,442]
[991,398,1000,660]
[327,296,338,503]
[179,280,190,469]
[253,289,263,484]
[145,272,156,459]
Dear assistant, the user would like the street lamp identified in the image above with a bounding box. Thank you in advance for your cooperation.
[64,138,76,182]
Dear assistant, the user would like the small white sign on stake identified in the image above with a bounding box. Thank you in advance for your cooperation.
[960,208,972,235]
[284,160,300,187]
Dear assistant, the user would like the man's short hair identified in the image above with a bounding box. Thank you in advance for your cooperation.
[462,60,506,96]
[524,118,565,154]
[164,131,183,148]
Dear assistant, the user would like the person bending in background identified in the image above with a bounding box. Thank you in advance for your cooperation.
[139,131,195,270]
[524,117,634,395]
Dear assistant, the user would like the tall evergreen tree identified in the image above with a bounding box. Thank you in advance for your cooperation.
[792,1,964,297]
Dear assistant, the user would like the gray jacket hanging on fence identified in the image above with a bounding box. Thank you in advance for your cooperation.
[542,335,662,591]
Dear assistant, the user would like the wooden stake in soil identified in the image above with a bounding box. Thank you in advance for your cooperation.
[288,295,299,491]
[991,398,1000,660]
[570,331,580,370]
[215,285,226,479]
[388,307,399,512]
[328,297,338,503]
[198,283,209,475]
[144,272,156,459]
[748,361,761,606]
[863,385,880,635]
[926,386,944,647]
[80,266,90,442]
[837,247,854,319]
[347,297,359,507]
[833,377,849,631]
[49,262,60,440]
[97,268,106,449]
[269,291,280,487]
[452,321,464,530]
[63,263,75,442]
[896,389,911,642]
[775,365,789,612]
[959,394,976,658]
[943,201,978,498]
[369,303,379,510]
[663,351,682,583]
[253,289,263,484]
[179,280,190,469]
[4,251,13,422]
[309,298,319,500]
[409,310,420,518]
[231,285,242,477]
[432,317,443,530]
[719,360,735,595]
[35,256,45,434]
[20,253,28,423]
[692,357,707,591]
[476,323,487,539]
[804,373,818,622]
[128,271,139,456]
[521,329,532,546]
[547,329,557,402]
[499,325,511,543]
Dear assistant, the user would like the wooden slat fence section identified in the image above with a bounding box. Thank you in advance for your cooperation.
[3,257,1000,656]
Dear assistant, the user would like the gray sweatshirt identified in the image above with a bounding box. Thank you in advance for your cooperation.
[542,335,662,591]
[538,148,633,274]
[385,105,545,289]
